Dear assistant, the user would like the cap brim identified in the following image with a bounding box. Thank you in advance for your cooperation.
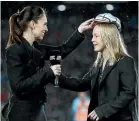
[94,19,110,23]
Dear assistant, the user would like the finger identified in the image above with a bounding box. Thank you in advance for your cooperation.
[83,22,95,30]
[88,112,93,117]
[88,111,95,118]
[90,21,95,26]
[87,21,96,29]
[56,69,61,73]
[92,114,97,120]
[85,18,94,23]
[90,114,96,120]
[55,65,61,68]
[96,117,99,121]
[55,67,61,71]
[82,18,94,26]
[56,70,61,73]
[58,70,61,73]
[57,68,61,71]
[55,70,61,74]
[55,66,61,71]
[55,73,61,76]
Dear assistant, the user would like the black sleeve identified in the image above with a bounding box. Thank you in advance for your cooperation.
[58,67,94,91]
[39,29,85,59]
[6,46,55,95]
[94,57,136,119]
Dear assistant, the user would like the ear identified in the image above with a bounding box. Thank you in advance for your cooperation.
[28,20,35,30]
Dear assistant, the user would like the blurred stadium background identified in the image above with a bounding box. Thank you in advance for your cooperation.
[1,1,138,121]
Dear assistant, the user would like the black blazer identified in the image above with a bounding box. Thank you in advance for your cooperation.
[59,56,137,121]
[6,30,85,102]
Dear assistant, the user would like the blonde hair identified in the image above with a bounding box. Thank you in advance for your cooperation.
[94,23,131,67]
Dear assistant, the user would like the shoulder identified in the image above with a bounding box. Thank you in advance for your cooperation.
[118,55,135,71]
[6,43,25,57]
[118,55,134,65]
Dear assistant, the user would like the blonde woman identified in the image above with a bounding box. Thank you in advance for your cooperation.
[58,13,137,121]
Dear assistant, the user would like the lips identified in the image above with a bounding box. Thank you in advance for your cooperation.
[41,32,45,36]
[42,31,45,34]
[93,43,97,46]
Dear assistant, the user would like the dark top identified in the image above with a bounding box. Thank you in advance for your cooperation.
[58,56,137,121]
[6,29,85,103]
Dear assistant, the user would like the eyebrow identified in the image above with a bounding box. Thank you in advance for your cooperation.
[92,33,100,36]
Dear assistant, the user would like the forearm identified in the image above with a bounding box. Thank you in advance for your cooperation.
[39,29,85,60]
[8,63,55,94]
[59,74,89,91]
[60,29,85,59]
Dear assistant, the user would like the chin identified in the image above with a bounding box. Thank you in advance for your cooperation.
[39,37,43,40]
[94,48,99,52]
[94,47,103,52]
[35,37,43,41]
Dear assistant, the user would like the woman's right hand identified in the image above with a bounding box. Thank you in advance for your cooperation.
[78,18,94,33]
[50,64,61,76]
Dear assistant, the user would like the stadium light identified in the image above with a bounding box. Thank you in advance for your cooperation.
[57,5,66,11]
[106,4,114,11]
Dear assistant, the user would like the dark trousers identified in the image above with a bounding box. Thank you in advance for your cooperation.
[3,101,47,121]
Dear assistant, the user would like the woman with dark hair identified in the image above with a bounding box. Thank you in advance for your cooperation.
[58,13,138,121]
[3,5,94,121]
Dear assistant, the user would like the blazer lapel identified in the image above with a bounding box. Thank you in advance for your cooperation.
[21,38,42,66]
[90,67,100,94]
[32,46,42,66]
[21,37,33,59]
[99,60,120,87]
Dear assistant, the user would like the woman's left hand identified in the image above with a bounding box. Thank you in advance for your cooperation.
[78,18,94,33]
[88,110,100,121]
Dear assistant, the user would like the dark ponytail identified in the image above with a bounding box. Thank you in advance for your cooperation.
[6,13,23,48]
[6,6,45,48]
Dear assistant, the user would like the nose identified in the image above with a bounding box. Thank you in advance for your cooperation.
[91,37,94,42]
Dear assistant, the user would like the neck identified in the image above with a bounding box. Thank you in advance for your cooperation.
[102,50,109,63]
[101,51,107,71]
[23,30,35,46]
